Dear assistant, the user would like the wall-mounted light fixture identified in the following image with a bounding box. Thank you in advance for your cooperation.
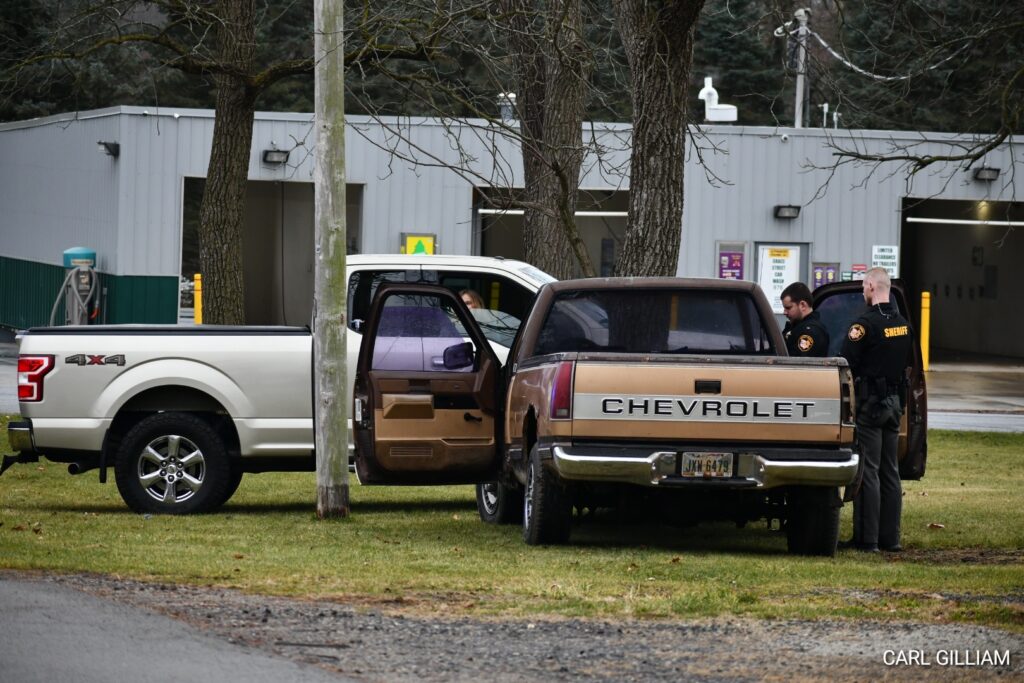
[972,167,1000,182]
[97,141,120,158]
[773,204,801,219]
[262,149,289,165]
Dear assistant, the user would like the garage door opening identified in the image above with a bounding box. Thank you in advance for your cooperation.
[901,197,1024,361]
[181,178,364,325]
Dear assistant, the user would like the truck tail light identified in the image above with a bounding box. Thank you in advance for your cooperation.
[839,365,855,425]
[549,361,574,420]
[18,355,54,402]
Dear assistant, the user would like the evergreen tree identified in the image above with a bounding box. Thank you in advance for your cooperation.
[818,0,1024,134]
[692,0,785,126]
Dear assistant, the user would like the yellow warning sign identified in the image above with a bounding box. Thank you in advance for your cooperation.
[401,233,436,255]
[768,248,790,258]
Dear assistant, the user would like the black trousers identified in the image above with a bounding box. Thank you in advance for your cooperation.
[853,409,902,549]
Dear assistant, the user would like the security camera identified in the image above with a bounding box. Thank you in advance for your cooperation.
[780,134,790,142]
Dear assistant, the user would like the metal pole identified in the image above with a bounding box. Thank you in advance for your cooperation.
[920,291,931,372]
[794,9,809,129]
[194,274,203,324]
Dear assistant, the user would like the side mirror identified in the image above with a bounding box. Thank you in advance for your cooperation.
[443,341,474,370]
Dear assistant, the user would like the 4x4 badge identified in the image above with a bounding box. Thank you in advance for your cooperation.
[65,354,126,366]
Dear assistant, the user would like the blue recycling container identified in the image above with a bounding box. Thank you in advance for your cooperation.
[63,247,96,269]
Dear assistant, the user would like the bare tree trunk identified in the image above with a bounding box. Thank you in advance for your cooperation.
[503,0,595,280]
[612,0,705,277]
[313,0,349,518]
[197,0,257,325]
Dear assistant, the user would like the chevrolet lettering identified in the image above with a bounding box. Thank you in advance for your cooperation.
[581,394,838,423]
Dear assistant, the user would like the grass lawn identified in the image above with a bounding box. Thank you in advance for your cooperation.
[2,416,1022,630]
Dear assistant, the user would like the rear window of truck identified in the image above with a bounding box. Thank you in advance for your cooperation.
[534,289,775,356]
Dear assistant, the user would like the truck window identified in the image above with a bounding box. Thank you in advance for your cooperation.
[369,293,479,372]
[534,289,776,356]
[426,270,534,347]
[348,270,421,332]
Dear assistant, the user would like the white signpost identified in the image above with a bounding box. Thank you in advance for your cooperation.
[871,245,900,278]
[757,245,801,314]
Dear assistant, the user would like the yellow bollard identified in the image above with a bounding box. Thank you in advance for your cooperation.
[920,291,930,372]
[193,273,203,325]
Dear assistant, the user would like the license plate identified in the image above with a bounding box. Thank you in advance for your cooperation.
[680,451,733,478]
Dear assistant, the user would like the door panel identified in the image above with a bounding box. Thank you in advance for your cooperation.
[814,280,928,479]
[353,284,500,485]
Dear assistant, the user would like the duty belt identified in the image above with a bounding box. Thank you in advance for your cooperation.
[855,376,901,397]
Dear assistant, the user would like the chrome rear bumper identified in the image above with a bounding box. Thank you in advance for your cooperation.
[8,420,35,454]
[550,445,859,489]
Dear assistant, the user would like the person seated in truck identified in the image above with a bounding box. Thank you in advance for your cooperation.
[780,282,830,357]
[460,289,484,309]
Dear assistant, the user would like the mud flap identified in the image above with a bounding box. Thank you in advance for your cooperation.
[0,452,39,476]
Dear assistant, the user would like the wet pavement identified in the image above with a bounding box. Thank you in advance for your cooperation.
[1,332,1022,431]
[0,332,14,415]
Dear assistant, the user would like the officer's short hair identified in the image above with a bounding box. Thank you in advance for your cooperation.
[865,267,891,290]
[781,282,813,306]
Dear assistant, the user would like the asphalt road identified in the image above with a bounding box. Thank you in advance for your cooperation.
[3,572,1022,683]
[1,338,15,414]
[0,576,351,683]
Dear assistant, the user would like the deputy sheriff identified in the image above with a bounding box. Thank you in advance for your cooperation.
[840,267,913,553]
[780,282,830,357]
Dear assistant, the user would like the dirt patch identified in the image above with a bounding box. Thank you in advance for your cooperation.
[884,548,1024,565]
[7,571,1022,682]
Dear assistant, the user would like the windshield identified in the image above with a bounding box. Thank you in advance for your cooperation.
[518,264,557,285]
[534,289,775,356]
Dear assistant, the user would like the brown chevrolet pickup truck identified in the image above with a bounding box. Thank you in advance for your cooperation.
[352,277,926,555]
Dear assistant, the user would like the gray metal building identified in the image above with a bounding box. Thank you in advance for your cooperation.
[0,106,1021,357]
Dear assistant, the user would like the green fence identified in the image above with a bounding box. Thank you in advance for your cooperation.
[0,255,177,330]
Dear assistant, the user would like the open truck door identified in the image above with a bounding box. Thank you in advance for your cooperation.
[352,283,501,485]
[814,280,927,479]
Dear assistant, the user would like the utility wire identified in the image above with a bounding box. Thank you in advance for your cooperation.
[775,23,970,82]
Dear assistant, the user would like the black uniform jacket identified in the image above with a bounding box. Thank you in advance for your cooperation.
[839,301,913,386]
[783,309,830,357]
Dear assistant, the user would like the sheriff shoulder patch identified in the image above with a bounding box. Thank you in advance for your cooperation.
[798,334,814,352]
[848,323,866,342]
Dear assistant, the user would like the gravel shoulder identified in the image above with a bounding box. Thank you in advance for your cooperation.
[6,571,1021,682]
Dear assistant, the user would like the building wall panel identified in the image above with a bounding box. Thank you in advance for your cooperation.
[2,107,1021,330]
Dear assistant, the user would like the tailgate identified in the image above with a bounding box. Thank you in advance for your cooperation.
[571,357,848,443]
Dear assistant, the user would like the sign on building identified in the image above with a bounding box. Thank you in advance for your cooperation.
[757,245,801,314]
[716,241,746,280]
[812,262,839,289]
[871,245,900,278]
[401,233,437,255]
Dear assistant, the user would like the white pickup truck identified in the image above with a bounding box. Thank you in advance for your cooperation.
[3,255,554,514]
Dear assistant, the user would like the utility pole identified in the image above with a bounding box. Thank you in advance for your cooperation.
[313,0,349,518]
[793,8,810,129]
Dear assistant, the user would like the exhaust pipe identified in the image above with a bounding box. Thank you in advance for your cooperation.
[68,462,99,476]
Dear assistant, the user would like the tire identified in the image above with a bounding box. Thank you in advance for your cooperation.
[522,445,572,545]
[476,481,523,524]
[215,463,244,508]
[114,412,231,515]
[785,486,841,556]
